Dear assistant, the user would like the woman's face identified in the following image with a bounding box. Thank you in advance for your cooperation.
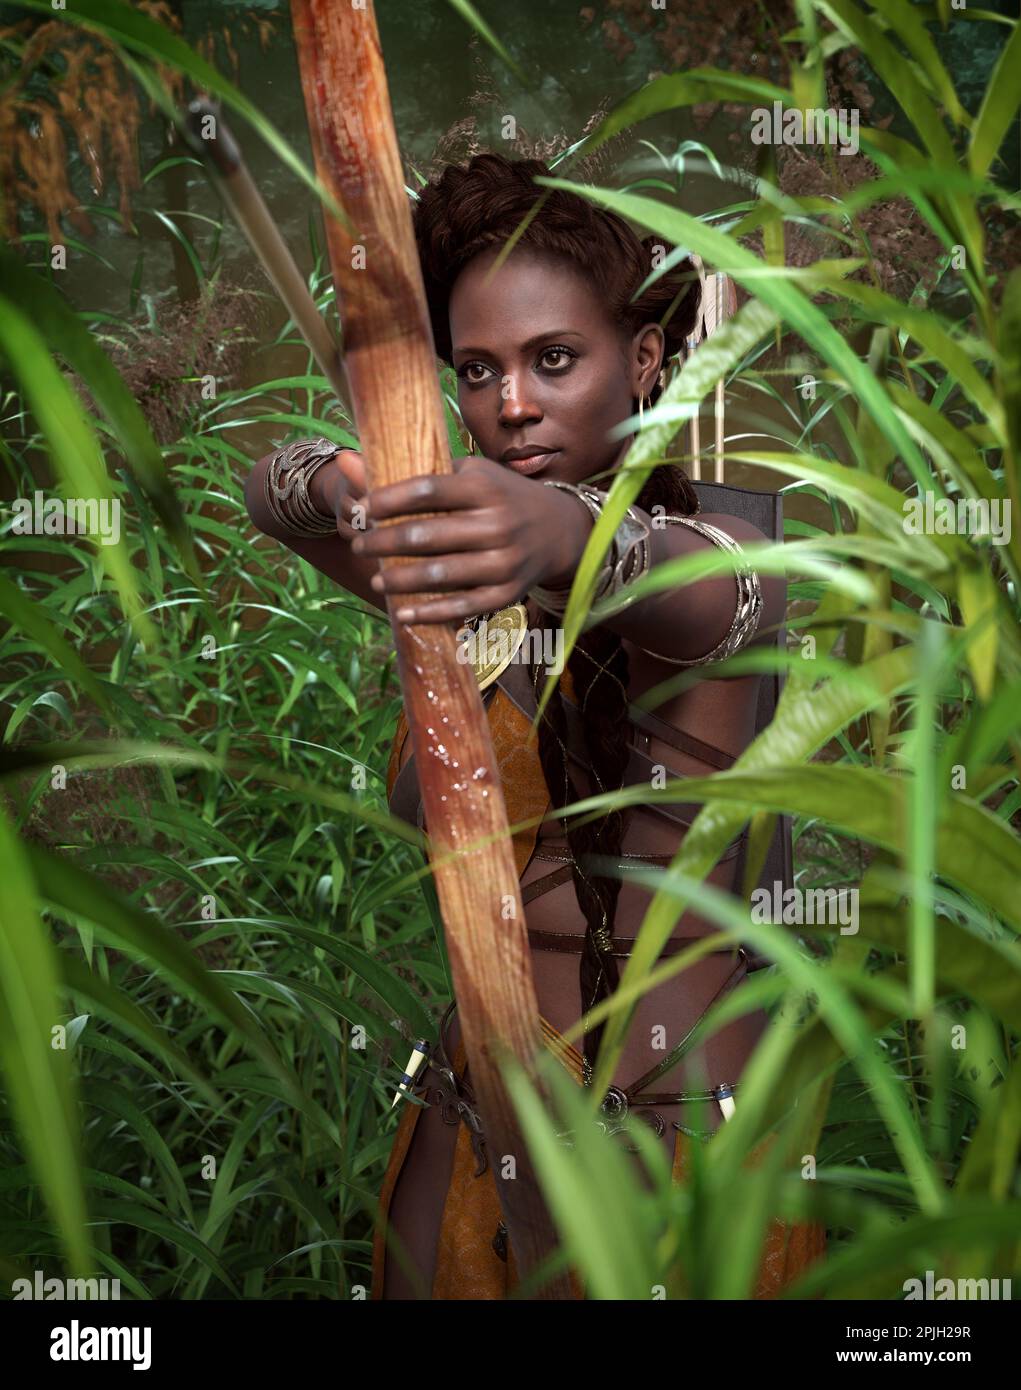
[447,245,663,487]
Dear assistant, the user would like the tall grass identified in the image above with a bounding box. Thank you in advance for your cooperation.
[0,0,1019,1299]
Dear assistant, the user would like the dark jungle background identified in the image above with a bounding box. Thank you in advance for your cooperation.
[0,0,1019,1301]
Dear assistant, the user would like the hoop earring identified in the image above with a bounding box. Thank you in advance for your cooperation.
[638,394,650,429]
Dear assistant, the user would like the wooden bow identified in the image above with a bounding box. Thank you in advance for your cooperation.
[290,0,571,1298]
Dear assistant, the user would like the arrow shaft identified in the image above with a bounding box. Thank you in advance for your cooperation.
[184,97,352,416]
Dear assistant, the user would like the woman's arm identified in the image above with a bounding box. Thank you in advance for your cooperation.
[579,507,787,666]
[354,459,784,667]
[246,445,784,665]
[243,447,387,613]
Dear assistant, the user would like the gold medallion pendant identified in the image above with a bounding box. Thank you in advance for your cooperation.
[458,603,529,690]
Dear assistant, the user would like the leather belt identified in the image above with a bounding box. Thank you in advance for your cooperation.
[525,926,743,959]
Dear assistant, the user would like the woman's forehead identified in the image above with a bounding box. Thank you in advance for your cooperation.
[449,245,614,349]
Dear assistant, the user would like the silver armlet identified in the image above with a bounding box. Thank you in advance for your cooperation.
[263,435,340,538]
[528,481,651,616]
[631,515,763,668]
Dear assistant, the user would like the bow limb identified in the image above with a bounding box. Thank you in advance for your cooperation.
[290,0,573,1299]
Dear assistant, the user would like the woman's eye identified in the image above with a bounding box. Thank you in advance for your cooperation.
[458,348,576,382]
[458,362,492,384]
[538,346,576,371]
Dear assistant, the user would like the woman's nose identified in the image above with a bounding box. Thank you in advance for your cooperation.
[497,377,542,426]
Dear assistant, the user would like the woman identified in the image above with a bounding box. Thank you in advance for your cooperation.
[245,153,825,1299]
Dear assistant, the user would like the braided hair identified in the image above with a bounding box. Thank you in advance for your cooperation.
[413,152,702,1077]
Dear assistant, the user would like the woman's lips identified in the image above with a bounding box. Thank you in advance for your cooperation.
[504,450,559,476]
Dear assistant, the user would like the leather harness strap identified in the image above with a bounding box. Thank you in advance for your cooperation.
[493,650,737,769]
[524,926,734,959]
[493,658,742,836]
[388,641,742,830]
[625,701,735,771]
[520,862,575,906]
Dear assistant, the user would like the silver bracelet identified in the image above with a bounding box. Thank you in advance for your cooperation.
[630,514,763,668]
[263,436,340,538]
[529,481,650,615]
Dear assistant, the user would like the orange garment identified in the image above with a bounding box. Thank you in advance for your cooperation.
[374,673,827,1299]
[385,670,569,877]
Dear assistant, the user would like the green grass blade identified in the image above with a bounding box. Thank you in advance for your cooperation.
[969,13,1021,179]
[0,811,90,1273]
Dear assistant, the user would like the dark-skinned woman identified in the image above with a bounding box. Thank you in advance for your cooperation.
[244,153,826,1301]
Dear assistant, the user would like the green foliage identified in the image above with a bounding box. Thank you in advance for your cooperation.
[0,213,432,1290]
[0,0,1018,1301]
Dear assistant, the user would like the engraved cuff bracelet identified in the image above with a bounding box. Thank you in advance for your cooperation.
[263,435,340,538]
